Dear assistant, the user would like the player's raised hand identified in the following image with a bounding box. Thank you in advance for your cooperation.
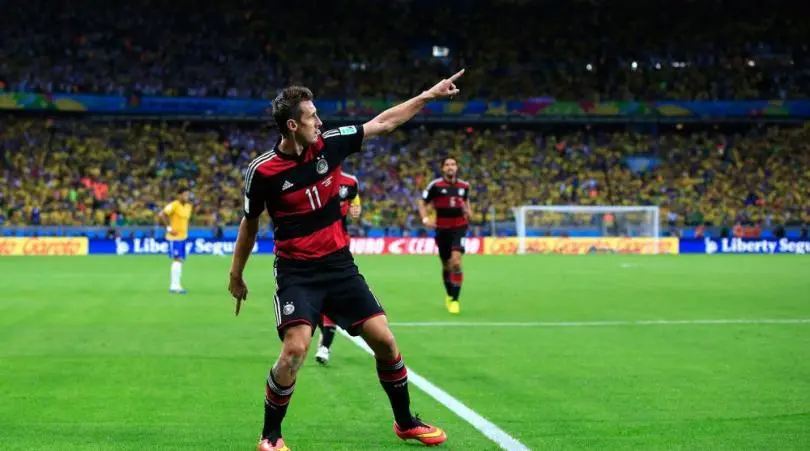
[228,273,248,316]
[424,69,465,100]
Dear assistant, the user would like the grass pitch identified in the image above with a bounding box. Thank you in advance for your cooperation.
[1,255,809,450]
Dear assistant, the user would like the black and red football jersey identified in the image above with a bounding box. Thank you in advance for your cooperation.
[422,177,470,229]
[243,125,364,260]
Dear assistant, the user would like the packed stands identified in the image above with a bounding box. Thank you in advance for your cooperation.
[2,118,809,238]
[1,0,808,101]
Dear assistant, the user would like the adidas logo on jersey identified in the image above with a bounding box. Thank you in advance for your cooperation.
[282,180,294,191]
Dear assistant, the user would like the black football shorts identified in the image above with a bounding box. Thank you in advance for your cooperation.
[435,226,467,261]
[272,249,385,341]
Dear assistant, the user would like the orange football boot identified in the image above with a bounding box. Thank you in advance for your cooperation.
[394,417,447,446]
[257,437,290,451]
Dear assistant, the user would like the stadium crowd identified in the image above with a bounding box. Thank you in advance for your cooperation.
[2,0,809,237]
[2,118,809,235]
[1,0,808,101]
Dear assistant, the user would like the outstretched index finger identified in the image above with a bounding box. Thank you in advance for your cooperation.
[448,69,465,83]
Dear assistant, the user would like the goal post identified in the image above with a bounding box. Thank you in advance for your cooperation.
[512,205,661,255]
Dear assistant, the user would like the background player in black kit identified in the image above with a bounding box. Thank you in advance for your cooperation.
[228,69,465,451]
[418,157,471,314]
[314,170,362,366]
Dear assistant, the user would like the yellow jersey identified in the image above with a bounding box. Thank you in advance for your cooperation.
[163,200,193,241]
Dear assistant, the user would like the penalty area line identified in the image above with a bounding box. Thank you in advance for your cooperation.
[337,329,530,451]
[388,318,810,328]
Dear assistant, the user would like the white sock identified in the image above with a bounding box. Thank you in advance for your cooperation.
[171,261,183,289]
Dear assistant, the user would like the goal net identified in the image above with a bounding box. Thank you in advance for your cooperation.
[512,205,661,255]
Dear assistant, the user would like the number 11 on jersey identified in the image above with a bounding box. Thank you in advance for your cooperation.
[305,186,322,210]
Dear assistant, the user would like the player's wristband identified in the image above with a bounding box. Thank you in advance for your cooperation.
[166,226,173,233]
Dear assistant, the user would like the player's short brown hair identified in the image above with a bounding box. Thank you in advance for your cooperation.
[272,86,314,137]
[441,156,457,167]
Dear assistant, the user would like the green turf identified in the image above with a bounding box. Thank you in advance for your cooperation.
[1,255,809,450]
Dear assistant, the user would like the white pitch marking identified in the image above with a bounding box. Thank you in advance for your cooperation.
[388,318,810,327]
[337,329,530,451]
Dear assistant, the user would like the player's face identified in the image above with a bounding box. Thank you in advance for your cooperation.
[179,191,190,203]
[292,101,323,146]
[442,159,458,179]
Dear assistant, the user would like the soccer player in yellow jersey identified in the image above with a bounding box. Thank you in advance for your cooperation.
[158,188,193,294]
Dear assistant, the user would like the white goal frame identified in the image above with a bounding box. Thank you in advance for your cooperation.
[512,205,661,255]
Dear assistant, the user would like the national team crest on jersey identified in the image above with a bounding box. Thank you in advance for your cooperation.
[339,185,349,199]
[459,188,465,196]
[316,157,329,175]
